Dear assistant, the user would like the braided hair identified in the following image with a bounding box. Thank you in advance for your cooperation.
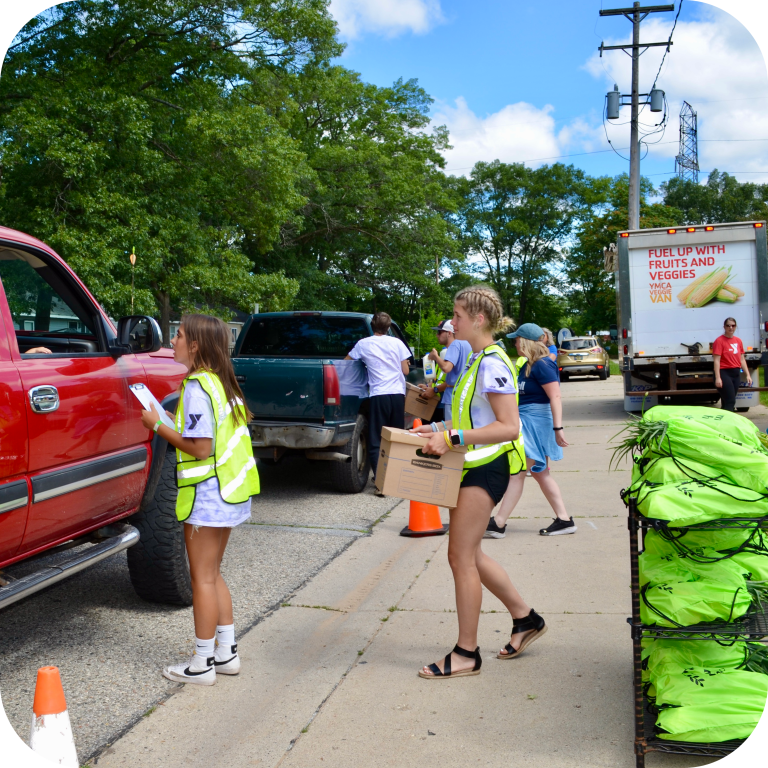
[454,285,515,337]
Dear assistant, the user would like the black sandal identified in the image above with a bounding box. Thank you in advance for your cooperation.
[497,608,547,660]
[419,644,482,679]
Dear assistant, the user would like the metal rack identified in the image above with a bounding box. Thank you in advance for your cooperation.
[627,499,768,767]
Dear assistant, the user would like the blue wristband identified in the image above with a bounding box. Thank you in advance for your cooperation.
[458,429,464,446]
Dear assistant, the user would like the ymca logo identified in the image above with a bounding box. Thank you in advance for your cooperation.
[730,343,739,355]
[188,414,203,430]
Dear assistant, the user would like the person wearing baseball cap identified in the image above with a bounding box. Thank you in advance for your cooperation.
[484,321,574,539]
[420,319,472,424]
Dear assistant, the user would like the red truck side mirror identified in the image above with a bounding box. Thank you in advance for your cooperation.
[112,316,163,356]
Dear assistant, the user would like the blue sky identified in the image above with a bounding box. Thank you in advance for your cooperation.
[330,0,768,185]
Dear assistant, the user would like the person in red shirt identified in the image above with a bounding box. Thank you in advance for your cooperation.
[713,317,752,412]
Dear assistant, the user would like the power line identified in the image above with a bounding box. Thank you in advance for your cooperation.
[443,137,768,173]
[650,0,684,94]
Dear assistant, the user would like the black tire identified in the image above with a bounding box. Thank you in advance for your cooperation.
[598,366,608,380]
[127,447,193,605]
[606,361,612,378]
[737,407,750,412]
[331,414,370,493]
[560,372,569,381]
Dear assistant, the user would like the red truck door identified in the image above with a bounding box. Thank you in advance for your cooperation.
[0,277,29,564]
[0,245,150,553]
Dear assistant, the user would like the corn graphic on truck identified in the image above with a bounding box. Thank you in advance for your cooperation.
[613,221,768,412]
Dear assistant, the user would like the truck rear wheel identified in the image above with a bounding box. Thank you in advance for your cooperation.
[127,447,193,605]
[331,414,370,494]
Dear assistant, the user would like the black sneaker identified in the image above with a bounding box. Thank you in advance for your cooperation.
[484,517,507,539]
[539,517,577,536]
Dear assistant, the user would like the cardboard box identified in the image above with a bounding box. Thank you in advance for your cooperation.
[375,427,466,507]
[404,382,438,421]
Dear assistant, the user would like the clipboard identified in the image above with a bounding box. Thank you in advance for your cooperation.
[129,383,176,430]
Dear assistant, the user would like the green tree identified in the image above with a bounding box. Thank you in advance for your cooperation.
[1,1,339,337]
[448,161,603,329]
[257,65,459,325]
[661,170,768,224]
[564,175,682,335]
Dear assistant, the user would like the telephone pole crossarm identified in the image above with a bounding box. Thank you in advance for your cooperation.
[599,4,674,17]
[599,41,672,56]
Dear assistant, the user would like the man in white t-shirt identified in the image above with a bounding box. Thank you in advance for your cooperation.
[345,312,411,481]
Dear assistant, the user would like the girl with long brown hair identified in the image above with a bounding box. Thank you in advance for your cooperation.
[141,314,259,685]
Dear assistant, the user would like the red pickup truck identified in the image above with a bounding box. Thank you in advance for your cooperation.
[0,226,190,609]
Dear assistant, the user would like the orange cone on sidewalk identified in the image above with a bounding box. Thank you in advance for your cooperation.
[29,667,78,767]
[400,419,449,537]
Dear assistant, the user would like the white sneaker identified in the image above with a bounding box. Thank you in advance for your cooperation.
[214,642,241,675]
[163,654,216,685]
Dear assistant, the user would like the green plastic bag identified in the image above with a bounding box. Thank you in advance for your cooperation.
[644,528,768,577]
[640,579,752,627]
[653,666,768,708]
[639,550,748,590]
[630,455,725,488]
[634,478,768,527]
[641,639,760,688]
[642,419,768,494]
[643,405,768,454]
[657,698,767,742]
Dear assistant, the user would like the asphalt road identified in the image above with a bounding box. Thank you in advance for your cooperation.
[0,456,399,765]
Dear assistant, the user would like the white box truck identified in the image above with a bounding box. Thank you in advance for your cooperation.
[616,220,768,412]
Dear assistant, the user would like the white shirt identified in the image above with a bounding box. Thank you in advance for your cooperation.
[462,352,518,448]
[348,335,411,397]
[181,380,252,528]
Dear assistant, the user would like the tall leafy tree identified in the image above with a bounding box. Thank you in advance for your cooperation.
[564,175,681,335]
[662,170,768,225]
[448,161,602,328]
[1,0,340,337]
[258,65,459,325]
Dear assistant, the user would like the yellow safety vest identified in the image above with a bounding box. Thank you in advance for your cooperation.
[451,345,526,475]
[175,370,260,522]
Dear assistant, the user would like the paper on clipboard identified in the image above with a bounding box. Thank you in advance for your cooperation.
[129,383,176,430]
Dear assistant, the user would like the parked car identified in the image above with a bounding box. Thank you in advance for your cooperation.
[232,311,418,494]
[557,336,611,380]
[0,226,190,611]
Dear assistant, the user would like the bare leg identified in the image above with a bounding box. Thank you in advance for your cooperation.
[421,486,530,675]
[214,527,234,626]
[185,525,228,639]
[494,460,533,527]
[531,466,569,521]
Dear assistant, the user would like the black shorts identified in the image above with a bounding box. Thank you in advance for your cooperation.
[460,453,510,506]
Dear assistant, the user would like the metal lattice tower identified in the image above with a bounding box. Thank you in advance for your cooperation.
[675,101,699,183]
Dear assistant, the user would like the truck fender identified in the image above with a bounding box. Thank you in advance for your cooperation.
[141,393,179,506]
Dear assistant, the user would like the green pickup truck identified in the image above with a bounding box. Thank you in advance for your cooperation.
[232,312,418,493]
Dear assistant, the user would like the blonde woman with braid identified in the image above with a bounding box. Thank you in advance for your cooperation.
[412,286,546,679]
[485,323,574,539]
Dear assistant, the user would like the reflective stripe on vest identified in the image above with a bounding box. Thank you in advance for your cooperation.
[175,371,260,521]
[451,345,526,473]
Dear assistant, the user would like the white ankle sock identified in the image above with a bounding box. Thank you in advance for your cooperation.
[217,624,235,649]
[195,636,215,660]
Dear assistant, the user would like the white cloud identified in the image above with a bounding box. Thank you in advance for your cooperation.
[329,0,443,40]
[434,98,558,174]
[586,7,768,181]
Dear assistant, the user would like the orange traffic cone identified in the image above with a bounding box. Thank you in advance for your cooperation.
[400,418,449,537]
[29,667,78,767]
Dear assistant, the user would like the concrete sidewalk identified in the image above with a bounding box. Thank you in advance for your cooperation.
[96,378,726,768]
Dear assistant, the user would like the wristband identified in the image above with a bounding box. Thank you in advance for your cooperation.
[458,429,465,446]
[430,422,438,433]
[441,421,447,431]
[444,431,453,449]
[153,419,163,433]
[553,427,563,431]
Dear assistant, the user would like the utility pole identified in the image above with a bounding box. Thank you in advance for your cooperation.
[599,3,675,230]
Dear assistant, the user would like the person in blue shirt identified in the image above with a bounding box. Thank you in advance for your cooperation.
[419,319,472,423]
[484,322,575,539]
[541,327,558,361]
